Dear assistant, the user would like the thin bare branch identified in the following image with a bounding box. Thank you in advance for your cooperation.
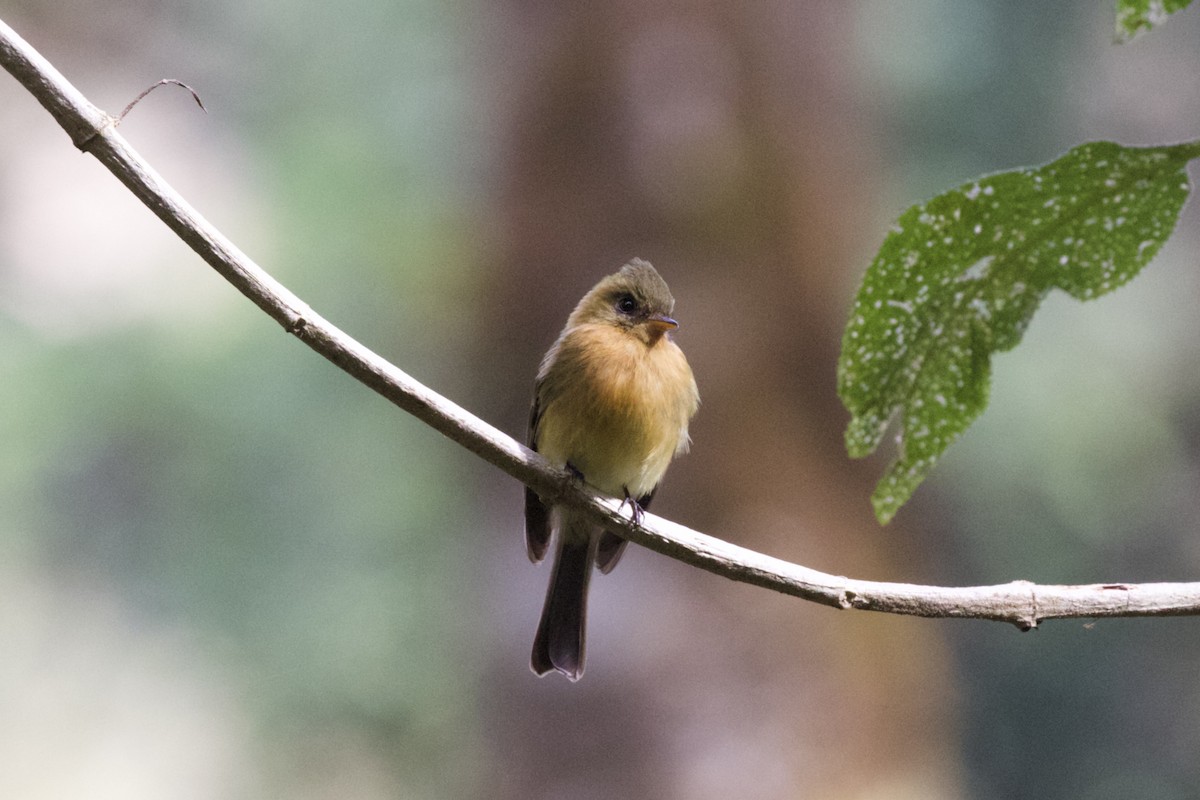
[3,17,1199,627]
[117,78,206,124]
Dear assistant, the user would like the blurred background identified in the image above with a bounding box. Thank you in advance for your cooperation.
[1,1,1199,797]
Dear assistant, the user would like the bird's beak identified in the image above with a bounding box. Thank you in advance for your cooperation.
[645,314,679,335]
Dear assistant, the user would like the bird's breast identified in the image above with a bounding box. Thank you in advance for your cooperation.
[536,324,698,498]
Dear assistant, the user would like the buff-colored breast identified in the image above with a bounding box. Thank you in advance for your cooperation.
[536,322,698,498]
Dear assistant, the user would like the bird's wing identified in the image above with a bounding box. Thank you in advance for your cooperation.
[525,389,552,563]
[637,488,657,512]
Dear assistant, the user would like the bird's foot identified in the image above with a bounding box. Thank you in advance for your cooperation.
[619,489,645,527]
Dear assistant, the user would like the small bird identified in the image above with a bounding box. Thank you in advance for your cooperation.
[526,258,699,680]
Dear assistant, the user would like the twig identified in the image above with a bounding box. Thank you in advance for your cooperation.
[117,78,206,124]
[3,17,1200,627]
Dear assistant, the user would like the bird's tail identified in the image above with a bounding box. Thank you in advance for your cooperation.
[531,514,595,681]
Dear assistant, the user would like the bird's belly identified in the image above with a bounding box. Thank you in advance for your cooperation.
[537,394,679,498]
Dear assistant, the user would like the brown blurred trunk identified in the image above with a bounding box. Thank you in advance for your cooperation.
[476,4,961,797]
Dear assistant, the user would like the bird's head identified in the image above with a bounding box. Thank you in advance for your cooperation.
[568,258,679,346]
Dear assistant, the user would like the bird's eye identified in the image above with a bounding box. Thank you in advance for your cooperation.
[615,294,638,315]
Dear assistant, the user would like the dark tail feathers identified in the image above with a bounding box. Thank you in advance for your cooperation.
[531,526,594,681]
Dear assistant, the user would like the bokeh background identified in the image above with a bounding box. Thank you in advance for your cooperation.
[2,1,1199,797]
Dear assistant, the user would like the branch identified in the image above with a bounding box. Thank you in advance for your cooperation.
[3,17,1200,627]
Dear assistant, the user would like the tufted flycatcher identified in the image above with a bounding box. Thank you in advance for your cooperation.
[526,258,699,681]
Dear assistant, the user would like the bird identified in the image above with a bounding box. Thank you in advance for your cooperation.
[526,258,699,681]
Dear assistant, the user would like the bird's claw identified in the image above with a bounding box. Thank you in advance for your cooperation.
[619,489,645,527]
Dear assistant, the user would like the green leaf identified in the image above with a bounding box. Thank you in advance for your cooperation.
[838,140,1200,524]
[1114,0,1194,42]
